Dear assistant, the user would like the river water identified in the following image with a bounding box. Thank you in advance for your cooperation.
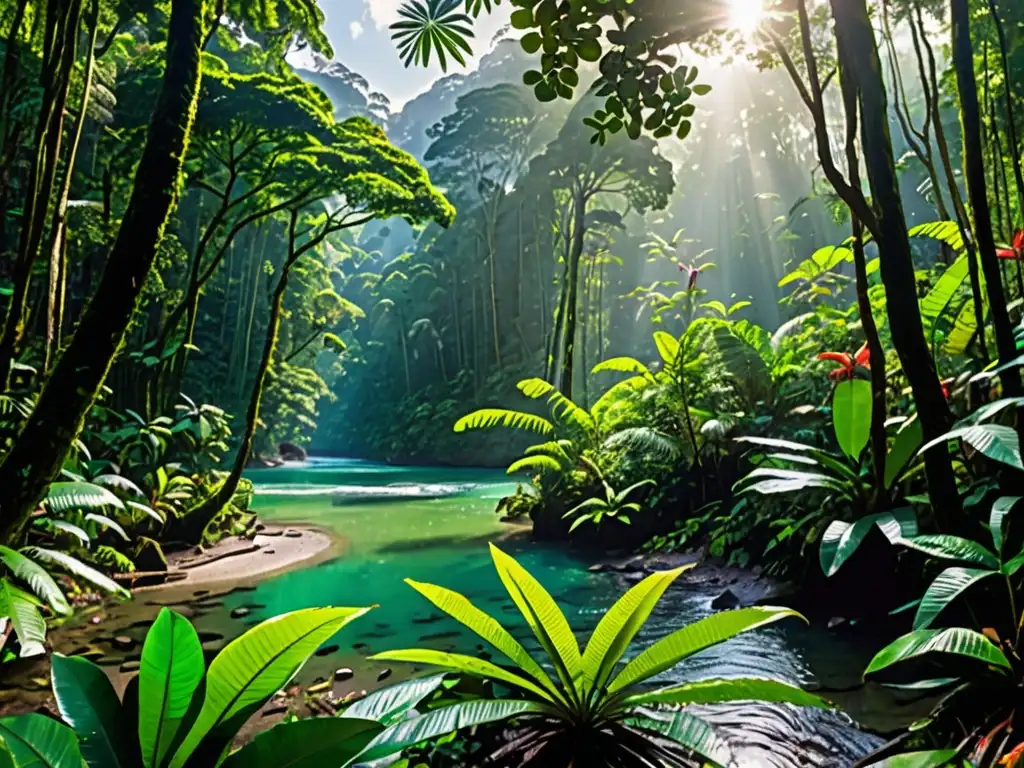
[234,458,900,767]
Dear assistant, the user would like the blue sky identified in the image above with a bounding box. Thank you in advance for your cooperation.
[315,1,512,108]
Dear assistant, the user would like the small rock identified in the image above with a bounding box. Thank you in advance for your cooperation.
[588,563,609,573]
[827,616,846,629]
[112,635,135,651]
[334,668,354,681]
[263,548,275,555]
[710,589,741,610]
[230,607,250,619]
[314,644,340,657]
[285,529,302,539]
[120,661,141,673]
[377,668,392,682]
[751,565,764,577]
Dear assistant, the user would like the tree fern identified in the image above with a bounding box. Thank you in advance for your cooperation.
[453,409,554,436]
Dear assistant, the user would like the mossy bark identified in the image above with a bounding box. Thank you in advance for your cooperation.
[558,189,586,398]
[0,0,205,544]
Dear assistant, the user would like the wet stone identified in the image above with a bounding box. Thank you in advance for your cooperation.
[285,530,302,538]
[112,635,135,651]
[314,644,340,657]
[377,668,392,682]
[120,661,141,673]
[334,667,354,681]
[230,607,250,619]
[711,589,741,610]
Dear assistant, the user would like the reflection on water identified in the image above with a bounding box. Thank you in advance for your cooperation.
[240,458,882,766]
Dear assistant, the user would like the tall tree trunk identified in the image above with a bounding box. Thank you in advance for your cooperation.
[988,0,1024,225]
[830,0,962,527]
[952,0,1022,396]
[558,190,586,398]
[0,0,205,544]
[45,0,100,372]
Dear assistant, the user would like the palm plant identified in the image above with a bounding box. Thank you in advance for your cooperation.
[563,474,654,532]
[366,544,828,767]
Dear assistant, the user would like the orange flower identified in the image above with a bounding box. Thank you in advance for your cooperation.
[940,377,955,400]
[997,229,1024,259]
[1000,742,1024,767]
[818,343,870,381]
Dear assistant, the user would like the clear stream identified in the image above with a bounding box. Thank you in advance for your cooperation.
[232,458,896,767]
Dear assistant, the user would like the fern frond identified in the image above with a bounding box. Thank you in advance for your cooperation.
[93,546,136,573]
[21,547,129,598]
[507,455,563,475]
[603,427,684,461]
[453,409,554,436]
[517,378,596,434]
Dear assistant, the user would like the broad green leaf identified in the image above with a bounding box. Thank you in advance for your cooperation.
[623,677,830,709]
[630,711,730,767]
[865,627,1011,677]
[581,566,690,691]
[221,717,382,768]
[355,700,546,763]
[507,455,562,475]
[139,609,205,768]
[832,379,872,460]
[52,654,128,768]
[489,544,582,696]
[0,546,70,615]
[84,514,129,541]
[21,548,129,598]
[897,535,999,569]
[864,750,963,768]
[821,510,917,577]
[592,357,654,377]
[653,331,681,367]
[340,674,446,726]
[918,253,968,333]
[735,436,818,453]
[399,580,561,701]
[608,607,802,694]
[913,568,997,629]
[989,496,1022,556]
[885,418,922,489]
[453,409,553,436]
[369,649,554,701]
[0,714,82,768]
[44,482,125,513]
[170,607,372,767]
[0,580,45,657]
[920,425,1022,471]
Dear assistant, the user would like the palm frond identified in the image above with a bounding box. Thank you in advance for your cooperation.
[454,409,554,436]
[603,428,684,461]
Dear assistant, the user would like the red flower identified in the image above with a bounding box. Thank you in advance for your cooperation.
[818,343,870,381]
[678,262,700,291]
[1002,743,1024,767]
[996,229,1024,260]
[940,377,955,400]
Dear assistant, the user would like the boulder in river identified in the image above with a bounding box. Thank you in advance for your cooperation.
[711,589,741,610]
[334,667,354,681]
[278,442,307,461]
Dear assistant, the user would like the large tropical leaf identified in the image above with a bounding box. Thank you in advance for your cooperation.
[507,455,563,475]
[819,509,918,577]
[624,677,829,709]
[865,627,1011,677]
[340,674,447,726]
[169,607,372,767]
[221,717,382,768]
[630,711,730,767]
[52,654,130,768]
[885,418,923,489]
[84,514,129,541]
[920,425,1022,470]
[592,357,654,378]
[608,607,803,694]
[0,580,46,657]
[396,579,561,701]
[354,699,546,763]
[0,546,70,615]
[832,379,872,460]
[0,714,83,768]
[21,547,129,597]
[897,535,999,569]
[390,0,475,72]
[581,567,691,691]
[517,378,595,434]
[653,331,681,367]
[918,254,969,334]
[489,544,583,698]
[453,409,553,437]
[989,496,1022,557]
[139,608,206,768]
[44,482,124,513]
[913,568,997,630]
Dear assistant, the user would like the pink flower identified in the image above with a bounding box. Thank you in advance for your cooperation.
[678,263,700,291]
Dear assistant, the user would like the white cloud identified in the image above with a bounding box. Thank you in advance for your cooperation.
[349,20,364,39]
[366,0,404,29]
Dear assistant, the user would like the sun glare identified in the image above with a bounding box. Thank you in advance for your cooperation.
[728,0,767,36]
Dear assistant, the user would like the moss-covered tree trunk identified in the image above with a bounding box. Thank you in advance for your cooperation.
[0,0,205,545]
[952,0,1021,397]
[558,189,587,398]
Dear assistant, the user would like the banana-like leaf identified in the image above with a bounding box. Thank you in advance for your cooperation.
[139,608,206,768]
[592,357,654,377]
[832,379,872,461]
[918,254,969,334]
[489,544,583,698]
[340,673,447,726]
[38,519,91,546]
[865,627,1011,677]
[921,425,1022,470]
[221,717,382,768]
[735,436,818,453]
[629,711,730,767]
[52,654,130,768]
[913,567,997,629]
[989,496,1022,557]
[396,579,561,701]
[84,514,129,541]
[369,649,555,701]
[0,580,45,657]
[944,299,980,356]
[820,509,917,577]
[602,428,682,461]
[0,545,70,615]
[169,606,372,767]
[864,749,964,767]
[22,547,129,598]
[608,607,803,694]
[885,418,923,489]
[653,331,681,367]
[453,409,554,436]
[581,566,691,691]
[624,677,830,709]
[92,474,145,498]
[897,535,999,569]
[127,500,165,524]
[0,714,82,768]
[44,482,125,513]
[507,455,562,475]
